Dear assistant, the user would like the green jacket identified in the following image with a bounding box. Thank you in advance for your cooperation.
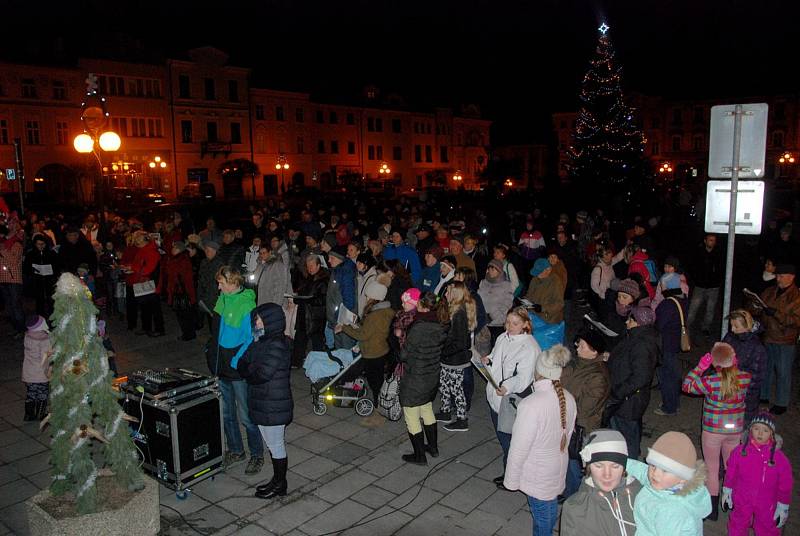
[342,301,394,359]
[525,275,564,323]
[626,458,711,536]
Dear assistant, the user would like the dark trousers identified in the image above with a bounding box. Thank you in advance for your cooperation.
[658,351,681,413]
[463,366,474,412]
[610,415,642,460]
[345,354,387,404]
[138,293,164,334]
[0,283,25,333]
[489,405,512,470]
[175,306,197,340]
[292,324,326,366]
[126,285,139,329]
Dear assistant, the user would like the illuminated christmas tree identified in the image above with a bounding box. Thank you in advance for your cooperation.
[568,23,646,201]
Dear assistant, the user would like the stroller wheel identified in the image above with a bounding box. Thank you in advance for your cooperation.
[355,398,374,417]
[313,401,328,416]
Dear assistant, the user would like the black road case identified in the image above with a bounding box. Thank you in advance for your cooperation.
[121,382,224,493]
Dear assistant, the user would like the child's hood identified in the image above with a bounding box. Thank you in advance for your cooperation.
[25,330,50,342]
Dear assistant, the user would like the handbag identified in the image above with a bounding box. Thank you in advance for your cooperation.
[132,279,156,297]
[378,363,403,421]
[568,424,585,460]
[668,297,691,352]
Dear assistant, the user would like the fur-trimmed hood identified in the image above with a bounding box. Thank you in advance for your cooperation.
[675,460,707,496]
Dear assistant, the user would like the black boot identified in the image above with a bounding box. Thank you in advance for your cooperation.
[255,457,287,499]
[401,432,428,466]
[35,401,48,421]
[423,423,439,458]
[256,454,276,494]
[705,495,719,521]
[23,401,37,422]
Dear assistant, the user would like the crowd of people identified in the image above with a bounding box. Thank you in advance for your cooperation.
[3,192,798,534]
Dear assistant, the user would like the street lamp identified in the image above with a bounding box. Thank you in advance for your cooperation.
[778,151,796,180]
[148,155,168,190]
[658,161,673,174]
[452,170,463,184]
[73,84,120,226]
[275,153,290,191]
[504,178,513,188]
[378,161,391,175]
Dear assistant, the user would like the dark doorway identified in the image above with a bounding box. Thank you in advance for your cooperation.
[263,174,278,196]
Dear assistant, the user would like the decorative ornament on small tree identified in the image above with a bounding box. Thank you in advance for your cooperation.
[567,22,647,204]
[46,272,143,514]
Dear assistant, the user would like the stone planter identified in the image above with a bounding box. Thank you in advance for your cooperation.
[25,476,160,536]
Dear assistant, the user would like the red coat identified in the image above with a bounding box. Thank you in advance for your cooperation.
[163,229,182,254]
[129,241,161,285]
[165,252,196,305]
[628,251,655,299]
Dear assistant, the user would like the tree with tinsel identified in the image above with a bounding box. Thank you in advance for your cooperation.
[568,22,648,207]
[46,272,143,514]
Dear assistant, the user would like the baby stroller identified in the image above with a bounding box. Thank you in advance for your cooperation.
[303,347,375,417]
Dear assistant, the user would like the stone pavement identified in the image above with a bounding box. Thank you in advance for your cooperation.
[0,307,798,535]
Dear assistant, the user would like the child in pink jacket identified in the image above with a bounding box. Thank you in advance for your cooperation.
[722,412,793,535]
[22,315,51,421]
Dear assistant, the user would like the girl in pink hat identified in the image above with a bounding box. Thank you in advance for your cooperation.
[22,315,51,421]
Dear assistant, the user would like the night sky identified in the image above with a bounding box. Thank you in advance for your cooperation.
[4,0,799,143]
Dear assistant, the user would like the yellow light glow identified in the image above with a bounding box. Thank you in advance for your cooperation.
[160,161,167,168]
[73,133,94,153]
[123,164,129,171]
[98,131,121,152]
[283,163,289,169]
[149,162,156,168]
[275,163,281,170]
[154,156,161,162]
[326,395,333,401]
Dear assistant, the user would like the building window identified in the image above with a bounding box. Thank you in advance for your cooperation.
[204,78,215,100]
[346,113,355,125]
[181,120,193,143]
[297,137,304,154]
[255,105,264,120]
[207,121,218,142]
[773,131,785,148]
[179,75,191,98]
[671,108,682,126]
[368,145,375,160]
[671,135,681,152]
[330,140,339,154]
[392,118,401,133]
[231,122,242,144]
[347,141,355,154]
[318,140,325,153]
[329,111,338,124]
[440,146,448,163]
[651,117,661,129]
[376,146,383,160]
[375,118,383,132]
[414,145,422,162]
[393,146,402,160]
[367,117,374,132]
[228,80,239,102]
[25,120,41,145]
[425,145,432,162]
[651,141,660,155]
[22,78,37,98]
[692,135,704,151]
[52,80,66,100]
[296,107,304,123]
[316,110,324,123]
[693,107,704,124]
[0,119,8,144]
[55,121,68,145]
[276,106,285,121]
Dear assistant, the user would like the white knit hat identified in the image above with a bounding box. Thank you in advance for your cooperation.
[365,281,388,301]
[534,344,571,380]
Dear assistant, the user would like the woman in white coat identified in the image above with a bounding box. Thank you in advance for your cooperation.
[481,305,541,488]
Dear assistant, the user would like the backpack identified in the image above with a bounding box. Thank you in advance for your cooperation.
[633,259,660,285]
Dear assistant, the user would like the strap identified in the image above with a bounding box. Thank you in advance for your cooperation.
[668,297,685,328]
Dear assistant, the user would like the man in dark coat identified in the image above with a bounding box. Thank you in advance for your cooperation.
[23,235,60,318]
[237,303,293,499]
[218,229,246,271]
[604,305,660,459]
[687,233,724,336]
[291,255,329,367]
[197,242,224,330]
[57,226,97,275]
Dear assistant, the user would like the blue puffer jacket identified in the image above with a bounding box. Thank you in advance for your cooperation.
[334,259,357,313]
[420,262,441,293]
[384,243,422,286]
[237,303,293,426]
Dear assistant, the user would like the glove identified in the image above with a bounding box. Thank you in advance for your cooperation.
[765,307,777,317]
[732,355,738,368]
[531,303,542,313]
[720,487,733,512]
[698,352,713,371]
[775,502,789,528]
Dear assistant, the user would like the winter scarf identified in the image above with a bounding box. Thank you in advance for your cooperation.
[214,288,256,328]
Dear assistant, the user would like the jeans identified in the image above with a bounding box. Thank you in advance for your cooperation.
[489,405,512,469]
[463,367,474,412]
[219,379,264,458]
[687,286,720,331]
[658,351,681,413]
[258,425,286,459]
[761,343,795,407]
[563,458,583,499]
[527,495,558,536]
[610,415,641,460]
[0,283,25,333]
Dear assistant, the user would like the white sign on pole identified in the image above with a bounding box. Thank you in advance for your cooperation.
[708,103,768,178]
[5,168,15,181]
[704,180,764,235]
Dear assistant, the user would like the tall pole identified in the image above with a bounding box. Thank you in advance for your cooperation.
[13,138,25,216]
[721,104,743,339]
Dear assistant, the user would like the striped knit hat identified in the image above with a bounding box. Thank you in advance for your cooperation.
[580,429,628,467]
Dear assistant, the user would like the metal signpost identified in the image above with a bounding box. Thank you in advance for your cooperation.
[707,103,768,339]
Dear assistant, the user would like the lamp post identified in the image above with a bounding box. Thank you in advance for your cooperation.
[378,161,391,187]
[452,170,463,188]
[73,79,120,228]
[778,151,795,179]
[275,153,290,191]
[148,155,168,190]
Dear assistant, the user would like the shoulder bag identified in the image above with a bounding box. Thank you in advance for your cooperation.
[668,297,691,352]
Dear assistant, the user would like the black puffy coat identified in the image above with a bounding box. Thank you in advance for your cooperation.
[294,269,329,337]
[440,307,472,367]
[606,325,660,420]
[237,303,293,426]
[723,326,767,418]
[399,310,446,407]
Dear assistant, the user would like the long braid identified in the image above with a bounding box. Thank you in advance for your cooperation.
[553,379,567,452]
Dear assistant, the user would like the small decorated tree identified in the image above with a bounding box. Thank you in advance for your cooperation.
[47,272,143,514]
